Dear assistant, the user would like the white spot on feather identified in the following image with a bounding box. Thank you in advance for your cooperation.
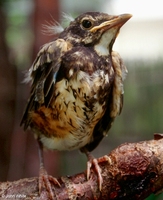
[69,69,74,77]
[22,69,32,83]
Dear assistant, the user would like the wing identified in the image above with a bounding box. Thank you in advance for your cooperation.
[20,39,71,130]
[84,51,128,152]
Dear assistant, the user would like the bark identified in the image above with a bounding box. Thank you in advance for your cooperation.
[0,135,163,200]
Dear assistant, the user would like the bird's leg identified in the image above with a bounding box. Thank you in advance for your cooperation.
[37,139,60,199]
[81,147,103,191]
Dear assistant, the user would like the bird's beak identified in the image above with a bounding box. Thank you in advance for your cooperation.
[90,13,132,33]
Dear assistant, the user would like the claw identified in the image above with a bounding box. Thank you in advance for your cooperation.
[81,147,103,191]
[39,166,60,199]
[87,157,103,191]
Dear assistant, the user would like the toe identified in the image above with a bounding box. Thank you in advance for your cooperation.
[39,168,60,199]
[86,158,103,191]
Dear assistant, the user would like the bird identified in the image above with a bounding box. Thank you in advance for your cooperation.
[20,11,132,199]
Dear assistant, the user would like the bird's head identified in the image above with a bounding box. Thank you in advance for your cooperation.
[61,12,132,55]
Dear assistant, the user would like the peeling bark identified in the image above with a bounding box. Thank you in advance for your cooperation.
[0,136,163,200]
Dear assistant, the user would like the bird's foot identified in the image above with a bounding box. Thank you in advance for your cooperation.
[86,156,103,191]
[81,147,103,191]
[39,167,60,199]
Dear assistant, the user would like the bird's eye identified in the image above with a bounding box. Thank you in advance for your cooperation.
[81,19,93,29]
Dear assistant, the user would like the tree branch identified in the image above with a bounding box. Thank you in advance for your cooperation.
[1,135,163,199]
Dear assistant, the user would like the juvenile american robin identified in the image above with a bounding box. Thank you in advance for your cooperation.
[21,12,132,198]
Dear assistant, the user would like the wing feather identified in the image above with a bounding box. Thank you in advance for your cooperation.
[20,39,70,130]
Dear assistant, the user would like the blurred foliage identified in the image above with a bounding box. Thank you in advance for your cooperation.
[3,0,33,68]
[111,60,163,139]
[147,193,163,200]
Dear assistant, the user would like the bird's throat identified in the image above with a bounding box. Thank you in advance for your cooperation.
[94,28,118,56]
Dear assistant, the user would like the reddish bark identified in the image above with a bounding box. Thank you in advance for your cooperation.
[0,137,163,199]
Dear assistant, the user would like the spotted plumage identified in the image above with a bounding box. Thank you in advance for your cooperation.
[20,12,131,198]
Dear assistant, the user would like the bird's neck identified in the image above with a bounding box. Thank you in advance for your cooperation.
[94,28,118,56]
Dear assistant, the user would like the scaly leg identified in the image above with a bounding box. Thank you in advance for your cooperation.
[38,139,60,199]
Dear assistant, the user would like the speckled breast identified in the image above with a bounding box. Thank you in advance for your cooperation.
[30,68,112,151]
